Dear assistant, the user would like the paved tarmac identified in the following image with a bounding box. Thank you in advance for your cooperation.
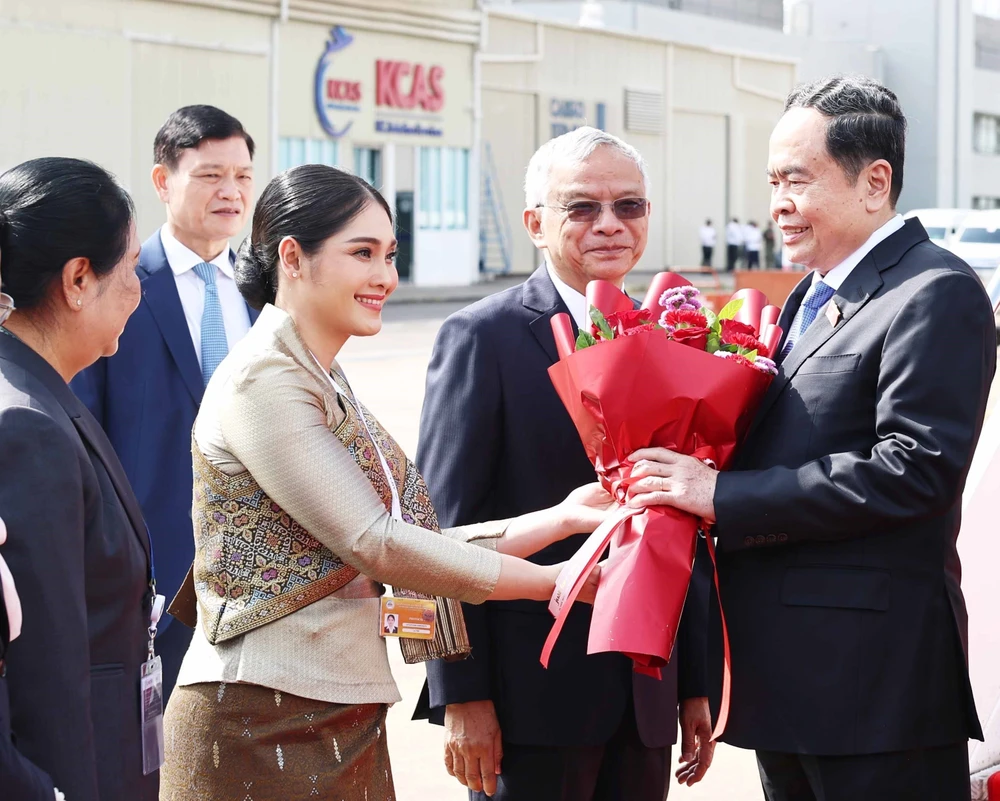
[338,299,764,801]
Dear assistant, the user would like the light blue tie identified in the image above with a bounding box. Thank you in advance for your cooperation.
[779,279,836,361]
[193,262,228,386]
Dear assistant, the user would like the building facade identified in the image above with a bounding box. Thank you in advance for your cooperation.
[0,0,482,285]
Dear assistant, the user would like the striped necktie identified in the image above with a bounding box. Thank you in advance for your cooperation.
[193,262,228,386]
[779,279,836,361]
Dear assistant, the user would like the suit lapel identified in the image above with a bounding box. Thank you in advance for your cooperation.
[746,219,927,437]
[141,231,204,404]
[523,266,571,365]
[71,412,151,563]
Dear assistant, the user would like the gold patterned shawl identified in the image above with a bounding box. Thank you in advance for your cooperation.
[189,376,471,663]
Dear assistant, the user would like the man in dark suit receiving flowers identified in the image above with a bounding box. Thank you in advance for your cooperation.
[626,76,996,801]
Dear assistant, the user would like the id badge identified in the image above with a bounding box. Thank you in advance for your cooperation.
[379,596,437,640]
[140,656,165,775]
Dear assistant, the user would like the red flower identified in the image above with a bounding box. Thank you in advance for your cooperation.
[604,309,655,337]
[728,353,755,369]
[723,331,766,354]
[620,323,659,337]
[720,319,757,339]
[663,309,708,329]
[671,326,709,351]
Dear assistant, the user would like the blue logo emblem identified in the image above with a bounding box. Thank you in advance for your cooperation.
[314,26,358,139]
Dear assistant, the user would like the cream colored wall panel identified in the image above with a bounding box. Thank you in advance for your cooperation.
[0,26,130,179]
[742,116,775,234]
[737,58,795,99]
[672,47,736,112]
[483,15,541,57]
[278,21,473,149]
[481,88,538,276]
[671,112,727,269]
[129,41,270,239]
[481,61,538,93]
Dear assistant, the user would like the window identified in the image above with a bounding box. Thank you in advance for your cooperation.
[418,147,469,230]
[960,226,1000,244]
[973,196,1000,210]
[354,147,382,188]
[278,137,339,172]
[974,113,1000,155]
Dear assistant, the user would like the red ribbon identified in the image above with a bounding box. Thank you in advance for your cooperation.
[540,446,732,741]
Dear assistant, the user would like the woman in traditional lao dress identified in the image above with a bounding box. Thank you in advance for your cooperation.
[160,165,609,801]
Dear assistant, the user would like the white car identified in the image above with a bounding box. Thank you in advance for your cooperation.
[904,207,971,249]
[952,210,1000,283]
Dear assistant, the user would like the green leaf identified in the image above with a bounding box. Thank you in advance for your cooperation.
[706,332,721,354]
[702,307,719,330]
[590,306,614,340]
[721,343,738,353]
[745,349,758,361]
[576,330,597,350]
[717,298,745,321]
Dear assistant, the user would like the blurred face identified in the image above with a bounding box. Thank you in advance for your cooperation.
[767,107,892,274]
[154,136,254,257]
[524,146,649,293]
[286,201,398,352]
[87,222,142,358]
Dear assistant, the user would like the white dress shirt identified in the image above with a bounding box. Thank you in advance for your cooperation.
[699,225,717,248]
[744,225,763,252]
[726,221,744,246]
[785,214,906,346]
[814,213,905,291]
[160,228,252,367]
[546,262,590,331]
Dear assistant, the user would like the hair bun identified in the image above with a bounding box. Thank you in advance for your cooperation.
[234,235,276,310]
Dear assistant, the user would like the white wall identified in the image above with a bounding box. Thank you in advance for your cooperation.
[414,229,478,284]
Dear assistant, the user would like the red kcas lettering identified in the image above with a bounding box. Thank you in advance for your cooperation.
[376,60,445,112]
[327,79,362,103]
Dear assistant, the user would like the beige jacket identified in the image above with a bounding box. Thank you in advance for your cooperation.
[176,304,505,705]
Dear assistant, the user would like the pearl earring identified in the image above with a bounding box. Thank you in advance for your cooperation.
[76,299,82,307]
[292,271,300,278]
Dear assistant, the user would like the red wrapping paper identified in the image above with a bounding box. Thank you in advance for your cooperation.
[541,275,778,740]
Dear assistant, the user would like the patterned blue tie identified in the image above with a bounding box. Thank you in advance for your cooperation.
[779,279,836,361]
[193,262,228,386]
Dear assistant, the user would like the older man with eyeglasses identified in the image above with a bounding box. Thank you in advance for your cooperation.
[413,127,713,801]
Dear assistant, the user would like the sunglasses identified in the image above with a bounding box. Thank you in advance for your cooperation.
[0,293,14,327]
[538,197,649,223]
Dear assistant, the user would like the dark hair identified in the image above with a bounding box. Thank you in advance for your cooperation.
[0,157,135,311]
[154,105,255,170]
[785,75,906,205]
[235,165,393,309]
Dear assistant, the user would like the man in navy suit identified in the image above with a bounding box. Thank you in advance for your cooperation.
[416,127,713,800]
[627,77,996,800]
[72,105,257,700]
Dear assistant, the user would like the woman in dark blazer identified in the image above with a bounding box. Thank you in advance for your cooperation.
[0,158,157,801]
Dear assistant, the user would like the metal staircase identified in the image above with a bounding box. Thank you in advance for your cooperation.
[479,142,513,275]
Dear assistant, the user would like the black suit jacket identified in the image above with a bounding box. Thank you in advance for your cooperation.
[0,333,158,801]
[0,581,55,801]
[712,219,994,755]
[415,267,709,748]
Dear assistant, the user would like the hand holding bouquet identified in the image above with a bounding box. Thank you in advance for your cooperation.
[542,273,783,739]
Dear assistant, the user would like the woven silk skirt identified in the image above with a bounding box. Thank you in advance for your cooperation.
[160,682,395,801]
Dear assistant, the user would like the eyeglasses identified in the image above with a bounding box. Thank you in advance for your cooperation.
[0,293,14,327]
[536,197,649,223]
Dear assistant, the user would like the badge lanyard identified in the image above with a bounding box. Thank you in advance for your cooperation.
[312,354,403,522]
[312,354,438,641]
[140,528,166,775]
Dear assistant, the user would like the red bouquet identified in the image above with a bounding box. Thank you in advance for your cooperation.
[542,273,783,738]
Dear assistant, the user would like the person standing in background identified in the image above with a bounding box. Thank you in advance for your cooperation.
[699,219,716,267]
[744,221,762,270]
[726,217,743,271]
[763,223,776,269]
[71,105,257,702]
